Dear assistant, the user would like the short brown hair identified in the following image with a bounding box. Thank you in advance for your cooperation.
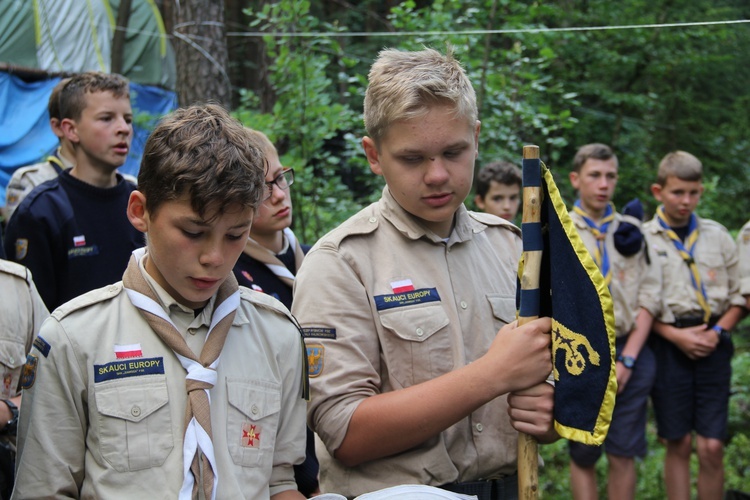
[59,72,130,121]
[363,46,477,145]
[572,143,617,173]
[656,150,703,186]
[475,161,522,198]
[48,77,70,121]
[138,104,266,219]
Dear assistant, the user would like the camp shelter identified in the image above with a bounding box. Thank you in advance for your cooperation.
[0,0,178,208]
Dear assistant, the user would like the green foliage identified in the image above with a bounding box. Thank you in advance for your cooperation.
[235,0,378,244]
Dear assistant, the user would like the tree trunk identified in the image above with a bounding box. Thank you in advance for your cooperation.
[111,0,133,75]
[172,0,231,107]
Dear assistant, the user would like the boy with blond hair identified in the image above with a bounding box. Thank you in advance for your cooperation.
[645,150,745,499]
[13,104,308,499]
[292,47,556,499]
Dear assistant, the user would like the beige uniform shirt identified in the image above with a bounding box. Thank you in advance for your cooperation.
[643,215,744,323]
[3,151,73,222]
[737,220,750,296]
[570,211,662,337]
[293,188,522,497]
[13,264,306,499]
[0,261,48,447]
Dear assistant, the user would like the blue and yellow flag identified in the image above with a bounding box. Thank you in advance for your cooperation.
[519,160,617,446]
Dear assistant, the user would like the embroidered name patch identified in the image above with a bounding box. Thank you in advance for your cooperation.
[33,336,52,358]
[68,245,99,259]
[374,287,441,311]
[301,327,336,340]
[94,357,164,383]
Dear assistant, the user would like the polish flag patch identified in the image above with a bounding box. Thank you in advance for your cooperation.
[73,235,86,247]
[114,343,143,359]
[390,279,415,294]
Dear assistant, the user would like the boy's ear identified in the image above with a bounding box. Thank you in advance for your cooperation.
[362,137,383,175]
[650,183,663,201]
[59,118,80,144]
[474,194,486,210]
[569,171,580,190]
[49,118,64,140]
[474,120,481,158]
[127,191,149,233]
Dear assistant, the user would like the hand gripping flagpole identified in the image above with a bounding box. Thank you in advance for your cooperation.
[518,145,542,499]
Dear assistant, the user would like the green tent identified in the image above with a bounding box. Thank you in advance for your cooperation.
[0,0,175,88]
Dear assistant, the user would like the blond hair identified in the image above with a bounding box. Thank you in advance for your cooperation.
[656,150,703,185]
[363,46,477,144]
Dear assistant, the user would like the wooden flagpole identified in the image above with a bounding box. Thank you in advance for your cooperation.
[517,144,542,499]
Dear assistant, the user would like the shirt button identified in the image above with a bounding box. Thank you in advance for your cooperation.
[369,217,377,223]
[188,328,197,335]
[460,301,468,309]
[8,356,14,365]
[251,404,259,415]
[476,423,484,432]
[416,327,424,337]
[131,406,142,417]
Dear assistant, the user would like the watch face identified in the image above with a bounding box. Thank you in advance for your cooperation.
[623,356,635,369]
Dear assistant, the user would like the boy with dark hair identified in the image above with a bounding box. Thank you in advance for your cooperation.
[566,143,661,500]
[4,72,143,311]
[474,160,522,221]
[645,150,745,499]
[12,104,308,499]
[292,47,555,499]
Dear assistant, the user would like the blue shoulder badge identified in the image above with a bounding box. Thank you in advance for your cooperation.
[33,336,52,358]
[20,354,39,390]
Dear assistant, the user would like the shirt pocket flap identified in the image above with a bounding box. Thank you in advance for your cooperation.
[378,304,450,343]
[0,339,27,369]
[486,294,517,324]
[227,379,281,421]
[97,379,169,423]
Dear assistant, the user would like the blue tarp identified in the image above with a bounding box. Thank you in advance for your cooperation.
[0,71,177,205]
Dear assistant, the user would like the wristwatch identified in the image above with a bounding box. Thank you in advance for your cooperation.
[616,354,636,369]
[712,325,731,341]
[1,399,18,435]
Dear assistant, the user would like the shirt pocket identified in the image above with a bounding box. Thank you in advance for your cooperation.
[226,378,281,468]
[378,303,451,387]
[0,339,26,397]
[95,376,173,472]
[698,247,728,297]
[486,293,516,329]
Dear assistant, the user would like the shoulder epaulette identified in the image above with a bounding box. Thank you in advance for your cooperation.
[316,203,380,249]
[52,282,123,320]
[0,260,30,281]
[468,210,522,237]
[699,217,729,233]
[239,287,294,321]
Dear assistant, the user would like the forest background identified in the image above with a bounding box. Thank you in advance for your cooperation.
[167,0,750,497]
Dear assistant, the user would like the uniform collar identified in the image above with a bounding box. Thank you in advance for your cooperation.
[379,186,478,245]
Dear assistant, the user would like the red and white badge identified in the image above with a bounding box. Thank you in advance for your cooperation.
[73,235,86,247]
[390,279,415,294]
[114,343,143,359]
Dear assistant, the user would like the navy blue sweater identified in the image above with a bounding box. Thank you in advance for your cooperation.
[3,169,143,311]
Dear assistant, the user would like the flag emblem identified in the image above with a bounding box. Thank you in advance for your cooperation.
[73,235,86,247]
[242,423,261,448]
[114,343,143,359]
[390,279,415,294]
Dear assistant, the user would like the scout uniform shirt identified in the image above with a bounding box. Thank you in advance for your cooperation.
[0,261,48,448]
[737,219,750,297]
[570,211,662,336]
[13,254,307,499]
[3,149,72,223]
[293,187,522,497]
[643,215,744,323]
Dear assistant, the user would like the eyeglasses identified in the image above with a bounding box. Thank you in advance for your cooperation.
[262,168,294,200]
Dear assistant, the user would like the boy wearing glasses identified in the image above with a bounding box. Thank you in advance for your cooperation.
[232,129,319,497]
